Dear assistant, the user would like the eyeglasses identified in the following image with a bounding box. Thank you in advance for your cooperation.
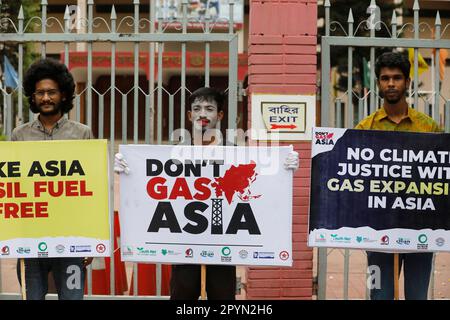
[33,89,60,99]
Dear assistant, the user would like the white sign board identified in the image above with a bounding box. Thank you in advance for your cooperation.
[251,94,316,141]
[156,0,244,29]
[119,145,293,266]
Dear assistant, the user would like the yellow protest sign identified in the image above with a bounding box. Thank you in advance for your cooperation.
[0,140,110,258]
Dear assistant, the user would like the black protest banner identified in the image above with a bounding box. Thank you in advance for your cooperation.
[309,128,450,252]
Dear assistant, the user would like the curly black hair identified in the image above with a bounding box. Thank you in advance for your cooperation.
[23,58,75,114]
[188,87,226,112]
[375,52,411,80]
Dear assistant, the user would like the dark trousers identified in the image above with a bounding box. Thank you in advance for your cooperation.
[16,258,85,300]
[367,251,433,300]
[170,264,236,300]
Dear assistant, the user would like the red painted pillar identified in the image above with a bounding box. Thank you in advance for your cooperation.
[246,0,317,299]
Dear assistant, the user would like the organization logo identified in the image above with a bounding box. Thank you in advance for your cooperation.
[330,234,351,243]
[16,247,31,255]
[70,245,92,253]
[1,246,10,256]
[418,234,428,244]
[380,236,389,245]
[315,233,327,243]
[279,251,289,261]
[38,242,48,257]
[55,245,65,254]
[200,250,214,258]
[356,236,377,244]
[38,242,48,252]
[96,243,106,253]
[396,238,411,246]
[435,237,445,247]
[221,247,231,256]
[161,249,180,256]
[315,132,334,145]
[253,252,275,259]
[221,247,232,262]
[136,247,157,256]
[185,248,194,258]
[238,250,248,259]
[122,246,134,256]
[417,234,428,250]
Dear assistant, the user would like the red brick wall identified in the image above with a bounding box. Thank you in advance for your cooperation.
[246,0,317,300]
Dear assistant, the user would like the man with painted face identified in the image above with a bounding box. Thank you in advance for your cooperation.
[356,52,441,300]
[188,86,224,145]
[170,87,236,300]
[115,86,299,299]
[11,58,93,299]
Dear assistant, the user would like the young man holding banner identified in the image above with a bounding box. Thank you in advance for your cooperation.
[355,52,441,300]
[115,87,299,299]
[169,87,238,299]
[11,58,93,300]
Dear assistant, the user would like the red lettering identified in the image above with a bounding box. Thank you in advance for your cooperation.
[48,181,64,197]
[193,178,212,200]
[65,181,78,197]
[80,180,93,196]
[169,178,193,200]
[6,182,12,198]
[34,181,47,197]
[146,177,216,201]
[34,180,94,197]
[21,202,34,218]
[0,202,49,218]
[14,182,27,198]
[147,177,167,200]
[5,203,19,218]
[0,182,27,198]
[35,202,49,217]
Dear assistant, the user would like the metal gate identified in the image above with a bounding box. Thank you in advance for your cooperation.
[0,0,240,299]
[318,0,450,299]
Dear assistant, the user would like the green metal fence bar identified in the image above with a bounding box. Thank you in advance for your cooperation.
[17,7,23,125]
[343,249,350,300]
[41,0,47,58]
[336,98,342,128]
[433,13,441,122]
[109,5,117,296]
[180,0,188,140]
[146,2,155,145]
[413,1,419,110]
[347,9,354,129]
[445,101,450,133]
[369,0,375,114]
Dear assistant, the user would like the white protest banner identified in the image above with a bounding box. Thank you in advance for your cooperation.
[119,145,293,266]
[309,127,450,252]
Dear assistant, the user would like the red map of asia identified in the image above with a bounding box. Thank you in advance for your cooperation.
[211,161,261,204]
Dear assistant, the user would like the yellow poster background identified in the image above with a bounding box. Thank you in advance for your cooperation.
[0,140,109,241]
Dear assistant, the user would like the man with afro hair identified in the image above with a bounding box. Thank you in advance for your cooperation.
[12,58,93,299]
